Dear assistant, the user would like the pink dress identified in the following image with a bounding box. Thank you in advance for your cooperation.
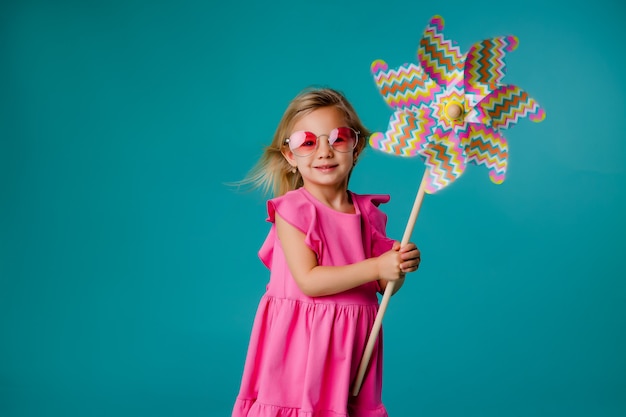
[232,187,395,417]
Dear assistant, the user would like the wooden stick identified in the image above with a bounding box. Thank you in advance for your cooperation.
[352,170,428,396]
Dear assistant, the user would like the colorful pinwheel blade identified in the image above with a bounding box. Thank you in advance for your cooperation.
[371,59,440,110]
[464,36,519,100]
[369,109,427,157]
[419,129,467,194]
[472,84,546,130]
[463,125,508,184]
[418,15,464,87]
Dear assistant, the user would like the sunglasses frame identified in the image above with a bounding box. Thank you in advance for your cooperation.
[284,127,360,157]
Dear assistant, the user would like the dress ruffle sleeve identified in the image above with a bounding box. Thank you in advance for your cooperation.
[258,190,322,269]
[355,194,396,258]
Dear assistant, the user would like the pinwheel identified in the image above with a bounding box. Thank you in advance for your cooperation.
[352,15,545,395]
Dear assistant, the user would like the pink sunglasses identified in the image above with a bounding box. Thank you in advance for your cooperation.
[284,127,359,157]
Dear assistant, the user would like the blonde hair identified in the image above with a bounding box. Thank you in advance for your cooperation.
[239,87,370,197]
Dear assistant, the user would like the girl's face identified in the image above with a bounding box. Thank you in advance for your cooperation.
[283,106,357,193]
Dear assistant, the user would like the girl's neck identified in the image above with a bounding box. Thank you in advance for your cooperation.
[303,184,354,214]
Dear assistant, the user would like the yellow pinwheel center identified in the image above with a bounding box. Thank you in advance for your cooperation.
[444,100,464,121]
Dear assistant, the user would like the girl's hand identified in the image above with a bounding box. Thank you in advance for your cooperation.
[377,242,422,281]
[398,242,421,273]
[377,241,421,295]
[376,245,403,281]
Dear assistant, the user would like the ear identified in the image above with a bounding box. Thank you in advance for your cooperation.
[281,148,297,169]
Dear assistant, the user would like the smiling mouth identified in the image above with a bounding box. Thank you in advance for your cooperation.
[315,165,337,170]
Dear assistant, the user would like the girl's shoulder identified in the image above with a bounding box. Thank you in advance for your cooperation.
[265,189,391,224]
[351,192,391,230]
[265,188,313,224]
[270,187,309,205]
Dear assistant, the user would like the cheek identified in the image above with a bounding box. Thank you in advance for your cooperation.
[295,155,314,167]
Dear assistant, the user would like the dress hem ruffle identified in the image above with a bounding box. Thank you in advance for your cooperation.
[232,398,388,417]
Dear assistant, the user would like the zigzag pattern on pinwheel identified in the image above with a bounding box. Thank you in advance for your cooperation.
[372,61,439,110]
[372,61,424,89]
[465,125,508,184]
[465,36,518,97]
[421,140,466,194]
[388,86,441,110]
[369,110,426,157]
[478,85,546,130]
[418,15,463,86]
[369,132,394,154]
[386,111,423,156]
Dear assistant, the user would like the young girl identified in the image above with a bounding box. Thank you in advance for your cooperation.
[232,87,421,417]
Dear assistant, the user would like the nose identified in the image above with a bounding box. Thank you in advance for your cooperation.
[317,136,333,157]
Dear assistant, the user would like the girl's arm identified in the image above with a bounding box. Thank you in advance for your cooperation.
[276,213,409,297]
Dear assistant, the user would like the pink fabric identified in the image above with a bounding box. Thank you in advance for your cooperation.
[233,188,395,417]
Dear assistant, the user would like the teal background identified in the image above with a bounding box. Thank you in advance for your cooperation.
[1,0,625,416]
